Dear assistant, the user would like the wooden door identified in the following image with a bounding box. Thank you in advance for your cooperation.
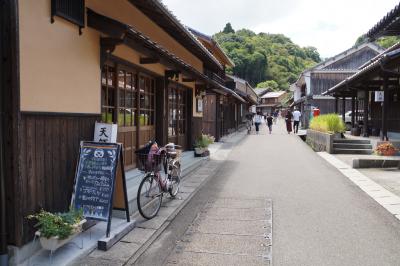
[138,74,156,149]
[168,84,187,149]
[203,94,216,137]
[101,65,137,170]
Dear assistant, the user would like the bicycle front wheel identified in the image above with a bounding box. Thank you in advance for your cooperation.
[137,174,163,219]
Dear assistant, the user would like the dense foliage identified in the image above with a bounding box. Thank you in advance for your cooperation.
[309,114,346,134]
[355,35,400,49]
[213,24,321,90]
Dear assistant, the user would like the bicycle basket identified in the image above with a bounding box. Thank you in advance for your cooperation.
[136,153,163,172]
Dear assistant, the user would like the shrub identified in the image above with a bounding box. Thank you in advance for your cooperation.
[309,114,346,134]
[375,142,398,156]
[27,208,84,239]
[194,134,215,148]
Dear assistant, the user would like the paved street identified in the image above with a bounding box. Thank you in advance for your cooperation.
[79,120,400,266]
[150,120,400,266]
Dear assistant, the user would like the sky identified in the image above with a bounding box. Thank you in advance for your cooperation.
[162,0,399,58]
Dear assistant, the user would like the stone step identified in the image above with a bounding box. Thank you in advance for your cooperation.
[333,139,371,144]
[333,148,373,155]
[333,143,373,149]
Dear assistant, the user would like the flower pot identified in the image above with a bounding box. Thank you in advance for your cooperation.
[194,147,209,157]
[351,127,361,136]
[380,150,397,156]
[36,219,86,251]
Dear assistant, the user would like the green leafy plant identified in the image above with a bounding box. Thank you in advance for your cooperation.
[309,114,346,134]
[375,142,398,156]
[27,208,84,239]
[194,134,215,149]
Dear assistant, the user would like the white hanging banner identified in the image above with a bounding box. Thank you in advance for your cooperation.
[94,122,118,143]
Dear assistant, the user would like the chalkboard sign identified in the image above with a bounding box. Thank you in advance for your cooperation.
[72,142,121,222]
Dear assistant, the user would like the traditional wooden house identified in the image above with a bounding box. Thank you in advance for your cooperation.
[0,0,252,261]
[188,29,257,140]
[258,91,288,114]
[324,4,400,140]
[291,43,384,127]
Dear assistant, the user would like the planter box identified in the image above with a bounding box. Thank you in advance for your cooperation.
[194,148,210,157]
[306,129,338,153]
[36,219,86,252]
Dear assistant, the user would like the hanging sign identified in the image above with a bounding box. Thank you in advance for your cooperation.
[71,141,129,237]
[375,91,384,102]
[94,122,118,143]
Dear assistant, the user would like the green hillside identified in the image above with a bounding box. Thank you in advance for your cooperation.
[355,35,400,49]
[213,23,321,90]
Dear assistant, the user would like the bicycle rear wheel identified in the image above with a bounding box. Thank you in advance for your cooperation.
[169,162,181,197]
[137,174,162,219]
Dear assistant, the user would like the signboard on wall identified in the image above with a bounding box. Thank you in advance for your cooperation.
[375,91,384,102]
[94,122,118,143]
[196,98,203,112]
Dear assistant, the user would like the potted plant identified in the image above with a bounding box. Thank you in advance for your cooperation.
[27,208,85,252]
[194,134,215,157]
[375,142,398,156]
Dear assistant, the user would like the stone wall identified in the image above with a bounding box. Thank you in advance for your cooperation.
[306,129,334,153]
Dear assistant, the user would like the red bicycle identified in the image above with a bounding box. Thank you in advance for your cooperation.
[136,142,181,219]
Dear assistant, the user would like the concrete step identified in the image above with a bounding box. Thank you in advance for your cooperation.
[333,148,373,155]
[333,139,371,144]
[333,143,373,149]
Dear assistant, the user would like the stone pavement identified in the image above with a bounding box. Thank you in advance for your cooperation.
[165,120,400,265]
[165,197,272,266]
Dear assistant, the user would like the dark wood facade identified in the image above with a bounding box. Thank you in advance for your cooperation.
[16,113,100,245]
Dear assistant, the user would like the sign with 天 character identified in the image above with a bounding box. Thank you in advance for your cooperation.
[94,122,118,143]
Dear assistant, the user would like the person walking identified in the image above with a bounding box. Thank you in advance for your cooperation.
[273,110,278,124]
[293,108,302,134]
[253,111,264,134]
[266,113,273,134]
[285,110,293,134]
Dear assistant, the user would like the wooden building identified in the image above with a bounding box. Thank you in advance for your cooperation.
[291,43,383,128]
[188,30,257,140]
[258,91,288,114]
[0,0,255,256]
[324,4,400,140]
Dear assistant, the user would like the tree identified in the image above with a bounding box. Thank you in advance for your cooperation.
[256,80,279,90]
[213,27,321,89]
[222,23,235,34]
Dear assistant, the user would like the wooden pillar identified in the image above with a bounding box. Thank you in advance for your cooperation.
[334,97,338,114]
[355,97,359,123]
[351,96,355,129]
[187,88,193,150]
[215,94,221,141]
[363,90,369,137]
[155,77,167,146]
[341,96,346,122]
[381,76,389,141]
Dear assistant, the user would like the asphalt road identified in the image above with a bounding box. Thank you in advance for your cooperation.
[135,120,400,266]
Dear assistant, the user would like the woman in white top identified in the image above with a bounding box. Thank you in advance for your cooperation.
[253,111,264,134]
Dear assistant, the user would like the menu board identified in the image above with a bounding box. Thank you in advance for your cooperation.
[72,142,121,221]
